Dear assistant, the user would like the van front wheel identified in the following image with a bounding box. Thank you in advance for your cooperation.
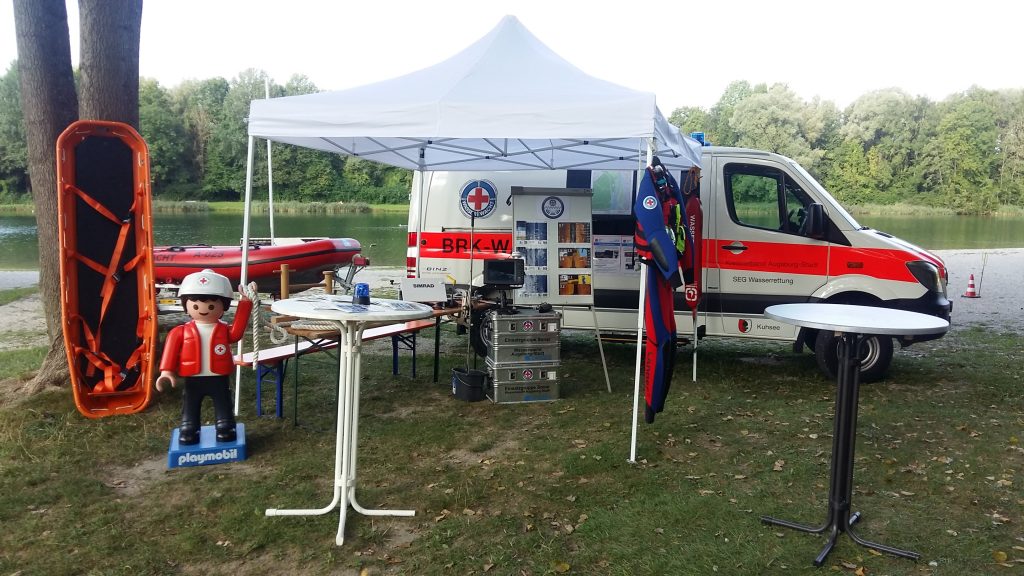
[814,331,893,383]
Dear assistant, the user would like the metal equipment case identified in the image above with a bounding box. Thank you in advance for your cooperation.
[483,308,561,403]
[487,362,559,403]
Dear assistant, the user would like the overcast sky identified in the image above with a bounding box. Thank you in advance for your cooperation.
[1,0,1020,112]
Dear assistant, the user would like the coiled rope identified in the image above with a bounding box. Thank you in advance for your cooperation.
[240,282,264,367]
[266,289,344,344]
[268,319,339,344]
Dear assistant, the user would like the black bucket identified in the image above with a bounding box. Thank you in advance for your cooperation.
[451,367,487,402]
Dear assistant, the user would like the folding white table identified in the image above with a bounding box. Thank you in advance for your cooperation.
[761,303,949,566]
[265,294,434,545]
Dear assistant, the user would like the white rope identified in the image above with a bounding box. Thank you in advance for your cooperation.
[240,283,263,368]
[269,322,290,345]
[266,318,339,345]
[291,320,339,332]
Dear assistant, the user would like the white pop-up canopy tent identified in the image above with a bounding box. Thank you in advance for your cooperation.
[246,15,700,173]
[244,14,701,273]
[240,15,703,459]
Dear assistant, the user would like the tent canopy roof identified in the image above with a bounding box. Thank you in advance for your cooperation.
[247,15,701,171]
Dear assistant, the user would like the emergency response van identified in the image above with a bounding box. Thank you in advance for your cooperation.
[406,146,952,382]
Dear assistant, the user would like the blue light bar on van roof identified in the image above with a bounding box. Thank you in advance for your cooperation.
[690,132,711,146]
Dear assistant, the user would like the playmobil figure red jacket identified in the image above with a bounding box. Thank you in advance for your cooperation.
[159,299,253,376]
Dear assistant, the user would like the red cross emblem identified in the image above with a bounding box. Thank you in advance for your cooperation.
[198,276,209,285]
[467,186,490,210]
[460,180,497,218]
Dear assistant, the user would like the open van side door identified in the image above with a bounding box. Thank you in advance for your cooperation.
[708,154,831,336]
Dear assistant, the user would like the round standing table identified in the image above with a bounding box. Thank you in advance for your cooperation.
[265,294,434,545]
[761,303,949,566]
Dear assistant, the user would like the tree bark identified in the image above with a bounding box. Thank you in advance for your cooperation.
[79,0,142,128]
[13,0,78,391]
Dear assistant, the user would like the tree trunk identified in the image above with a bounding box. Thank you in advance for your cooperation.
[79,0,142,128]
[13,0,78,392]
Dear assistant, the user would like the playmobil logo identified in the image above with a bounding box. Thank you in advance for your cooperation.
[177,449,238,466]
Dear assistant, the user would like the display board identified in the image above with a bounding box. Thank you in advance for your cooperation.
[511,186,594,306]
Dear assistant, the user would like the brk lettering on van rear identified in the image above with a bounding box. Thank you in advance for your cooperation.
[411,231,513,259]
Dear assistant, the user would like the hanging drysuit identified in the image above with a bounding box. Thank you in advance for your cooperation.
[634,160,690,423]
[681,167,703,315]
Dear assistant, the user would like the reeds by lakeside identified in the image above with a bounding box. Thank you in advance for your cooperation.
[151,200,380,214]
[845,202,1024,217]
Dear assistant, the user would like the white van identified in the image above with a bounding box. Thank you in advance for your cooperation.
[406,146,952,381]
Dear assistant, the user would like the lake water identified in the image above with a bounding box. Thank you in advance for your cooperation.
[0,211,411,271]
[2,211,1023,270]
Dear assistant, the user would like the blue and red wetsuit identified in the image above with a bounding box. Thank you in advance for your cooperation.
[634,164,689,423]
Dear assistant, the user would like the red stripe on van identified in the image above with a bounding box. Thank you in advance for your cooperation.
[712,240,919,283]
[416,234,927,285]
[408,232,514,260]
[829,246,921,283]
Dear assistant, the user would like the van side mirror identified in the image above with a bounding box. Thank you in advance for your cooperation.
[802,203,826,239]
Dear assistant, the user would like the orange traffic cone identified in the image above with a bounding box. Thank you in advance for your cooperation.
[962,274,980,298]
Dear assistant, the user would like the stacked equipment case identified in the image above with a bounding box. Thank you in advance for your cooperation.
[482,307,561,403]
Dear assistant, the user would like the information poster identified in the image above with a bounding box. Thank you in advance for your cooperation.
[593,234,640,276]
[511,187,593,306]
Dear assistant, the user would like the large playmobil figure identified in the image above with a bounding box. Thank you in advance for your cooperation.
[156,269,254,445]
[634,158,691,423]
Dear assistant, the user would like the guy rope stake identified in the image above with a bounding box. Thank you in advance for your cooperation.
[977,252,989,296]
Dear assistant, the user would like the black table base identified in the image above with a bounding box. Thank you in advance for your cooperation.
[761,332,919,566]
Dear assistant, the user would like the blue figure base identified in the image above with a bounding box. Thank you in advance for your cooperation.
[167,423,247,469]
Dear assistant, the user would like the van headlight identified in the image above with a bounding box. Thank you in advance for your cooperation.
[906,261,942,294]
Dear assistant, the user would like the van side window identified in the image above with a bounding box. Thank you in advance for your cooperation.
[724,163,813,236]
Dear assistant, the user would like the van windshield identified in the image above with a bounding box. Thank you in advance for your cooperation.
[788,160,861,229]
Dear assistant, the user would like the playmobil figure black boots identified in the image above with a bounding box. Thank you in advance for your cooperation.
[215,418,237,443]
[178,423,200,445]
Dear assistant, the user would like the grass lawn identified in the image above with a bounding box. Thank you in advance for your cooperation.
[0,323,1021,575]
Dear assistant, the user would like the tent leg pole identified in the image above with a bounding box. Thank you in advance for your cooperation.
[414,163,425,278]
[692,314,698,383]
[629,142,655,464]
[629,264,647,464]
[235,135,256,417]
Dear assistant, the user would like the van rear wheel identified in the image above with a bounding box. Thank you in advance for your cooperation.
[814,330,893,383]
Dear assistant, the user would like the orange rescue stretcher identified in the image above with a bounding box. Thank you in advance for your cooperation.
[56,120,156,418]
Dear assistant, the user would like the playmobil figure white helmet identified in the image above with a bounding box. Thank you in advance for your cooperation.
[178,269,234,300]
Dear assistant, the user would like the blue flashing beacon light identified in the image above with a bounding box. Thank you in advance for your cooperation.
[689,132,710,146]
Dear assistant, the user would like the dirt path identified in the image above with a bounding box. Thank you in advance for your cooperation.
[0,293,47,352]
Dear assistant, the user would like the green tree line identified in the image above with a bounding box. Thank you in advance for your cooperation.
[0,64,413,205]
[671,81,1024,214]
[2,64,1022,214]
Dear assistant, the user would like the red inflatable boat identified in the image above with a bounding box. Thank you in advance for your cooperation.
[153,237,362,291]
